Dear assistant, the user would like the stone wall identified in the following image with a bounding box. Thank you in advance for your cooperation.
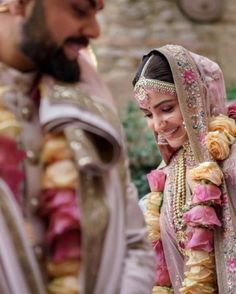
[93,0,236,109]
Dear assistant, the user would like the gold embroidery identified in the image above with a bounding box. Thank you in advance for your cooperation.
[41,82,121,135]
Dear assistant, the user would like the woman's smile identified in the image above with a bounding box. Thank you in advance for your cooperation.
[141,91,188,148]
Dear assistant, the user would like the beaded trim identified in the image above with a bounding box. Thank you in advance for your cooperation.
[168,143,195,256]
[172,148,186,232]
[134,77,176,104]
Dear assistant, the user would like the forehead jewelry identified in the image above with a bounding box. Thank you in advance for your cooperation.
[134,77,176,102]
[134,55,176,106]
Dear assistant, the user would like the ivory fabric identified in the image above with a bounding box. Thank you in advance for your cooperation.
[0,63,156,294]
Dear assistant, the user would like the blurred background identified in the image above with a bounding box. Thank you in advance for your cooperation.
[93,0,236,197]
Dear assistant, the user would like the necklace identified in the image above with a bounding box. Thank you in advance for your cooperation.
[171,143,195,255]
[173,148,186,231]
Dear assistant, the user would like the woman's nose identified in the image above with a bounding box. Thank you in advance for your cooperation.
[153,117,166,133]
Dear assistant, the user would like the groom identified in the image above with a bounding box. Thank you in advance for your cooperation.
[0,1,155,293]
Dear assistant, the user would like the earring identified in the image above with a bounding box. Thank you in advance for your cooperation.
[157,134,168,145]
[182,121,186,129]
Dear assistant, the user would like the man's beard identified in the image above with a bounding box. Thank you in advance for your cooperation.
[19,1,88,83]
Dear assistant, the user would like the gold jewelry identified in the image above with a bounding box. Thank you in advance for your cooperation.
[134,76,176,102]
[134,54,176,105]
[173,148,186,231]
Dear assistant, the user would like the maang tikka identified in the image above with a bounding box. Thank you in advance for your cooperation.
[134,55,176,107]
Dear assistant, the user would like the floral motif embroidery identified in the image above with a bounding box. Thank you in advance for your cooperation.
[161,45,209,161]
[138,45,236,293]
[227,258,236,273]
[183,70,197,85]
[40,134,81,294]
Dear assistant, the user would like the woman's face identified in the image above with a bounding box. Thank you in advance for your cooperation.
[140,91,188,149]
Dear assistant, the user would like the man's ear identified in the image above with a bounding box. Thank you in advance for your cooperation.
[6,0,30,16]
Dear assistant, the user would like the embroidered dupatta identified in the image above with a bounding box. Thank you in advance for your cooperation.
[149,45,236,293]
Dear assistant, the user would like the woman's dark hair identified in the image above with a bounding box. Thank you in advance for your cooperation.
[132,51,174,87]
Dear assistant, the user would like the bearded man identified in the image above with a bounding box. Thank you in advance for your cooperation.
[0,0,155,293]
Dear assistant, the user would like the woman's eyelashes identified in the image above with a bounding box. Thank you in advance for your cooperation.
[160,104,175,113]
[143,104,175,118]
[143,111,152,118]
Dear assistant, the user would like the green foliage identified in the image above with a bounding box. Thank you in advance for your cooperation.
[121,101,161,198]
[227,86,236,101]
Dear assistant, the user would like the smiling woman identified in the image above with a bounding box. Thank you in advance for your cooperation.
[133,45,236,294]
[139,90,188,149]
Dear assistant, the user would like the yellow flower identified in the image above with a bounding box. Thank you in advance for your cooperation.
[145,192,162,215]
[186,251,215,269]
[189,162,223,186]
[209,114,236,137]
[0,109,21,139]
[47,276,79,294]
[180,279,216,294]
[144,211,160,241]
[206,131,231,160]
[185,266,215,283]
[47,259,80,278]
[42,160,78,189]
[152,286,173,293]
[41,134,73,164]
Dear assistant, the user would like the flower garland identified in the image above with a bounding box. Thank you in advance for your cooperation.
[40,133,81,294]
[0,107,26,211]
[180,114,236,293]
[206,114,236,161]
[0,101,81,293]
[227,101,236,121]
[144,114,236,294]
[144,169,173,294]
[179,161,222,293]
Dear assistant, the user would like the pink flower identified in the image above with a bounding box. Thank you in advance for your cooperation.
[47,204,80,243]
[183,205,221,228]
[153,240,171,287]
[227,101,236,121]
[40,189,77,216]
[192,184,222,205]
[147,170,166,192]
[183,70,196,85]
[41,188,81,263]
[198,133,206,144]
[186,227,214,252]
[0,135,25,201]
[227,258,236,273]
[51,230,81,262]
[40,189,81,249]
[0,135,25,166]
[222,193,228,205]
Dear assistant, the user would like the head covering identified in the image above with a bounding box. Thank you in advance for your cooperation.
[134,45,227,164]
[134,45,236,293]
